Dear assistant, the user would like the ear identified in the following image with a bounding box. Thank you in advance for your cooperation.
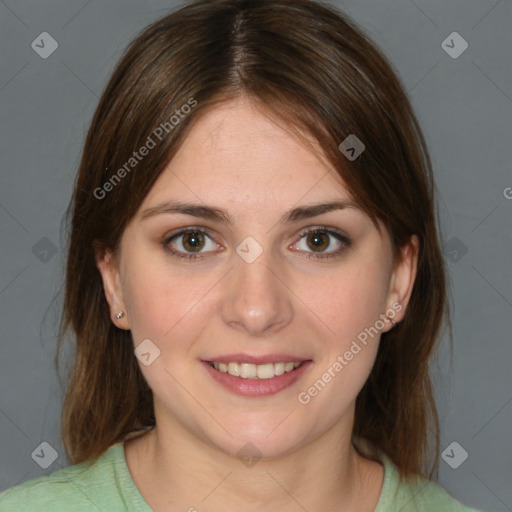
[95,248,130,330]
[383,234,419,330]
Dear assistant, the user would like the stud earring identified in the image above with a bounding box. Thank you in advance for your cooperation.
[388,317,396,326]
[115,311,125,319]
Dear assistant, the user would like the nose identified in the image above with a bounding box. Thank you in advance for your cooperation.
[220,245,294,336]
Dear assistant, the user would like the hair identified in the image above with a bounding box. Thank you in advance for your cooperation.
[56,0,447,479]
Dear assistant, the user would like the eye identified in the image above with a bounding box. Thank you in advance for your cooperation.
[162,226,350,262]
[162,228,221,260]
[290,227,350,260]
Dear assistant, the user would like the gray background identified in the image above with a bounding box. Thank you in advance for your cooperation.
[0,0,511,511]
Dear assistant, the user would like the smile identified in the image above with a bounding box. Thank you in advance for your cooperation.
[203,359,312,397]
[208,361,303,379]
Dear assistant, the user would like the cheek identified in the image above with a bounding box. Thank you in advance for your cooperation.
[297,258,390,345]
[295,268,385,427]
[292,249,390,411]
[121,252,208,347]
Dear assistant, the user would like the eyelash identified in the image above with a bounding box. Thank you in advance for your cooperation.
[161,226,351,262]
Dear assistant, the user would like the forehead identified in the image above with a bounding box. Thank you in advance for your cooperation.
[142,97,352,210]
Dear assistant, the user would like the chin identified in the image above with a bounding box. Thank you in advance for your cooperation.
[199,414,310,462]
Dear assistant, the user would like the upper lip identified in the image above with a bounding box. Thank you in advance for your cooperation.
[204,354,311,364]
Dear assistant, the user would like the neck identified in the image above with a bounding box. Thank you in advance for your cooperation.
[125,421,384,512]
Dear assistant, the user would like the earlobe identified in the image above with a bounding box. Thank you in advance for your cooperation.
[386,235,419,325]
[95,248,130,329]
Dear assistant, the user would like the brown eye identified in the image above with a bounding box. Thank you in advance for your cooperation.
[181,231,205,252]
[291,227,351,260]
[163,228,220,261]
[306,231,330,252]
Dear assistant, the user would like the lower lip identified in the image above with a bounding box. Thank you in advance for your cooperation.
[201,360,312,397]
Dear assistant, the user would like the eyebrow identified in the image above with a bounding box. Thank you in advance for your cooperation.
[140,199,360,224]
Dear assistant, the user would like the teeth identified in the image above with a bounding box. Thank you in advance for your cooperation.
[228,362,240,376]
[211,361,304,379]
[240,363,257,379]
[274,362,285,376]
[256,363,274,379]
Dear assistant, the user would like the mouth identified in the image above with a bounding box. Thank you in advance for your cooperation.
[207,360,304,379]
[201,357,312,397]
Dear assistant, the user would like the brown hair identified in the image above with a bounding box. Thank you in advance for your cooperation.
[57,0,446,479]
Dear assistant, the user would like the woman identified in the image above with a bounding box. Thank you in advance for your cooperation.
[0,0,481,510]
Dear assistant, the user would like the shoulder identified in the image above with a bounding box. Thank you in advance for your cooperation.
[394,477,482,512]
[0,443,133,512]
[376,456,482,512]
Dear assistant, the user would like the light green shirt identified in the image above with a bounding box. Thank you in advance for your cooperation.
[0,442,481,511]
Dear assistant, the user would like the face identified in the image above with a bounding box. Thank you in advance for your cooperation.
[97,97,417,460]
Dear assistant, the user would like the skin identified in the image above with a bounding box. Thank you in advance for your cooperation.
[97,96,418,512]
